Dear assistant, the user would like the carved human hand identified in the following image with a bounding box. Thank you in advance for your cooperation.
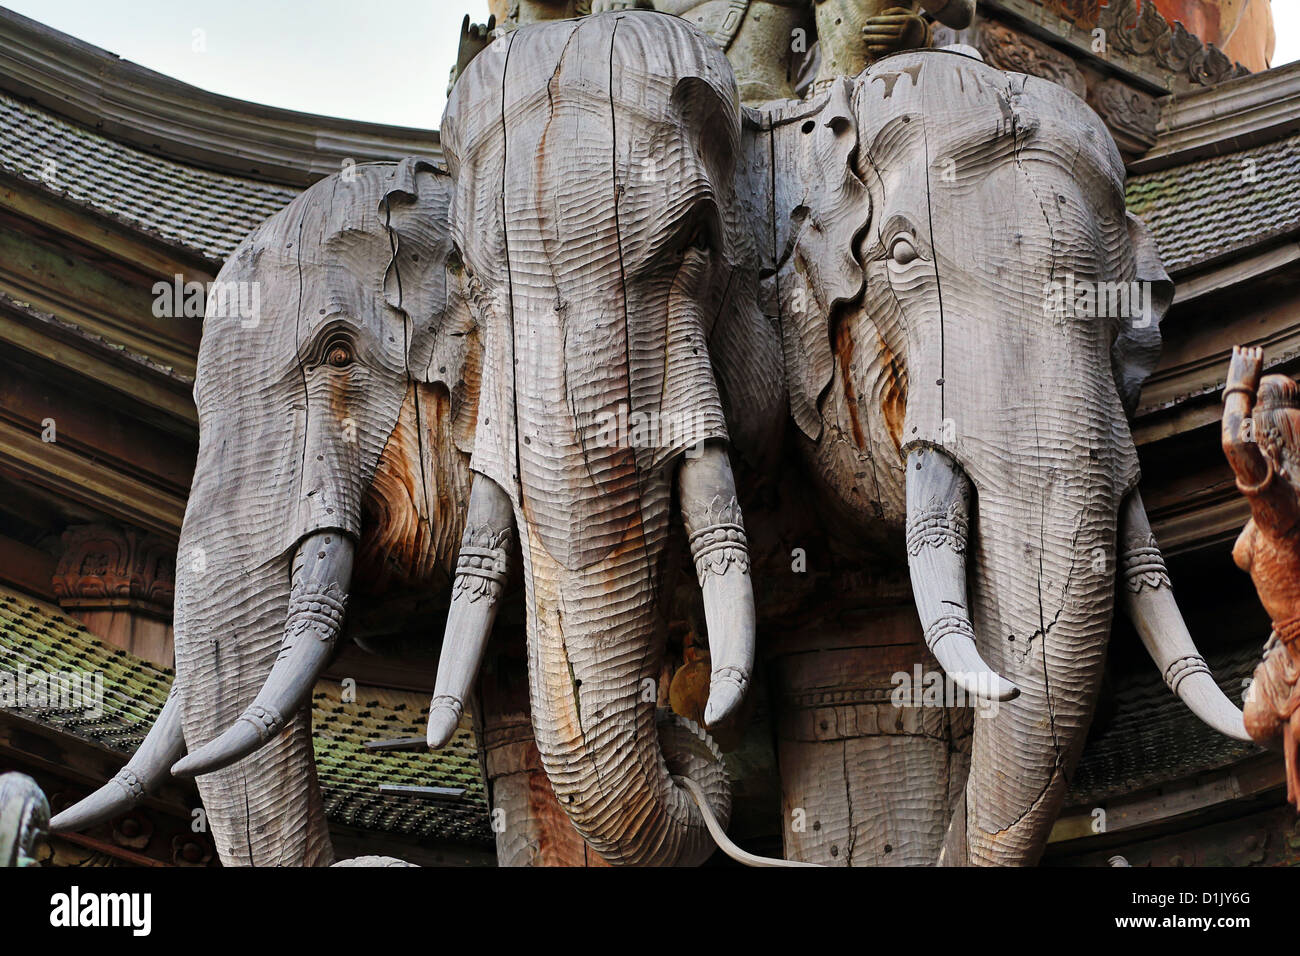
[1227,344,1265,402]
[862,8,930,59]
[455,14,497,80]
[1222,345,1268,489]
[589,0,654,12]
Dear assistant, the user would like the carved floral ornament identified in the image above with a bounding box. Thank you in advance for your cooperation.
[1072,0,1246,85]
[51,524,175,617]
[975,19,1088,97]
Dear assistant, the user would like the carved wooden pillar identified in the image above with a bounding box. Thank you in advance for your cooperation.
[769,601,971,866]
[51,524,175,668]
[474,646,610,867]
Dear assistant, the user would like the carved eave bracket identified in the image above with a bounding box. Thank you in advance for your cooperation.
[937,1,1251,161]
[51,524,175,619]
[975,0,1249,92]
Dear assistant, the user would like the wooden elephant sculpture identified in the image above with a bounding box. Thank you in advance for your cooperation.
[426,10,786,867]
[51,159,481,866]
[1222,345,1300,808]
[433,13,1246,867]
[741,47,1248,865]
[49,12,1253,869]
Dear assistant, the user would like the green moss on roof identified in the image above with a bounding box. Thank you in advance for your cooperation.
[0,588,170,751]
[312,682,491,844]
[1126,132,1300,274]
[0,586,492,846]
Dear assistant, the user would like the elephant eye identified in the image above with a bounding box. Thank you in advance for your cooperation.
[683,223,711,255]
[890,236,920,266]
[325,343,354,368]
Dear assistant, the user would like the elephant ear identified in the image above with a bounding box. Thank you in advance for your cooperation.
[1111,212,1173,419]
[774,77,871,441]
[382,157,480,454]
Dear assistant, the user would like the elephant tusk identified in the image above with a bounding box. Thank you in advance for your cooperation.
[50,686,186,831]
[905,447,1019,703]
[427,476,515,749]
[678,442,757,729]
[171,530,354,777]
[674,774,821,867]
[1119,492,1249,741]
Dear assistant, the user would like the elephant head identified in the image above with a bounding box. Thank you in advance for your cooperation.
[50,159,478,866]
[427,10,784,866]
[772,51,1247,864]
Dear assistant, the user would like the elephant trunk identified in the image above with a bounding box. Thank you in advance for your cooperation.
[48,531,349,865]
[171,531,353,778]
[521,473,727,866]
[931,448,1118,866]
[517,438,738,866]
[167,520,340,866]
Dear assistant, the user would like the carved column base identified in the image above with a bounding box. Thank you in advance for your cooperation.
[769,605,972,866]
[475,653,610,868]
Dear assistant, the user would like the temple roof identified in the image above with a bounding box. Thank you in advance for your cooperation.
[0,587,494,851]
[1127,130,1300,275]
[0,6,439,188]
[1066,643,1262,806]
[0,89,298,264]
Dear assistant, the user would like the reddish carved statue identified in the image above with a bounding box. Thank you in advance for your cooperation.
[1222,345,1300,807]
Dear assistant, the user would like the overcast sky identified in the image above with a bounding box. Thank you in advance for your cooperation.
[4,0,1297,129]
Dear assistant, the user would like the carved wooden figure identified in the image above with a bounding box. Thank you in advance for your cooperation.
[752,49,1246,865]
[47,11,1257,869]
[608,0,975,102]
[1222,345,1300,808]
[429,10,783,866]
[50,160,481,866]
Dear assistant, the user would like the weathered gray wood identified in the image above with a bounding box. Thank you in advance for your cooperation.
[426,476,514,748]
[442,10,749,866]
[50,160,479,867]
[756,49,1241,865]
[49,12,1256,870]
[0,772,48,867]
[769,609,972,866]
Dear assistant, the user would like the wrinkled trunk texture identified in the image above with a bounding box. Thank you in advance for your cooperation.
[520,462,718,866]
[477,651,612,867]
[439,12,746,865]
[173,472,333,866]
[945,459,1117,866]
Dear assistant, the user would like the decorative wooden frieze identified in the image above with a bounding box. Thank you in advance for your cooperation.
[51,524,175,618]
[985,0,1249,91]
[974,17,1088,97]
[1089,76,1161,152]
[1104,0,1244,86]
